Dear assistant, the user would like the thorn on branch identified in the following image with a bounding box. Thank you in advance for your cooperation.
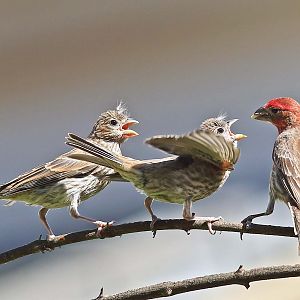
[235,265,245,274]
[152,230,157,238]
[92,287,104,300]
[185,229,191,235]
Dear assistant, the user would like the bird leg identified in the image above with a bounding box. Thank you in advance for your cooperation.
[69,204,114,237]
[182,199,222,235]
[39,207,65,242]
[144,197,160,229]
[240,198,275,239]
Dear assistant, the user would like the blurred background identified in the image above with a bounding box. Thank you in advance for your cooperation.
[0,1,300,299]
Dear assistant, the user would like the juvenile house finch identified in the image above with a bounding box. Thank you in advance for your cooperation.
[242,97,300,253]
[66,116,246,233]
[0,103,138,241]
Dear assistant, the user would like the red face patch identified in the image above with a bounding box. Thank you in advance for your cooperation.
[264,97,299,111]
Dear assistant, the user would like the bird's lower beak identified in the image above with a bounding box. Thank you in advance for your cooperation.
[251,107,269,121]
[234,133,247,141]
[121,118,139,138]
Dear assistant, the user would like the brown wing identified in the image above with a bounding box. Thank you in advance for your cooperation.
[273,129,300,209]
[0,148,101,196]
[145,130,240,167]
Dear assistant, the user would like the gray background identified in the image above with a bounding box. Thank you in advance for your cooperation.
[0,1,300,299]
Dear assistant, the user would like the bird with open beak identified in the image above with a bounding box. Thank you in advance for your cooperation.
[0,103,139,241]
[242,97,300,254]
[66,116,246,234]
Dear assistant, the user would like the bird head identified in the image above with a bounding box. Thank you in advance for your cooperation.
[251,97,300,133]
[88,102,139,143]
[200,116,247,144]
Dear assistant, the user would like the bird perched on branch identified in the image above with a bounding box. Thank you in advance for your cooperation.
[0,103,138,241]
[66,116,246,233]
[242,97,300,254]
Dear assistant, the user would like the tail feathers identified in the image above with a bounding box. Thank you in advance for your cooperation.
[66,133,123,170]
[4,200,15,206]
[289,203,300,255]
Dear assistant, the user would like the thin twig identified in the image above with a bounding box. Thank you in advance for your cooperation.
[98,264,300,299]
[0,219,296,265]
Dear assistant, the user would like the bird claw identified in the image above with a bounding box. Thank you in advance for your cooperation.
[94,220,114,237]
[240,217,253,240]
[47,234,66,243]
[187,216,222,235]
[150,215,161,238]
[205,216,222,235]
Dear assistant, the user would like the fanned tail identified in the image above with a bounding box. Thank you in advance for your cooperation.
[66,133,123,170]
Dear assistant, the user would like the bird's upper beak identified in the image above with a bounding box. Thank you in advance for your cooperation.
[234,133,247,141]
[251,106,270,121]
[227,119,239,126]
[121,118,139,138]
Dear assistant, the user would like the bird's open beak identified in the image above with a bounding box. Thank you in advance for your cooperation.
[227,119,239,126]
[121,118,139,138]
[234,133,247,141]
[251,107,269,121]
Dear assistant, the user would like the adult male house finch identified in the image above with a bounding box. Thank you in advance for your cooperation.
[0,104,138,241]
[242,97,300,253]
[66,116,246,233]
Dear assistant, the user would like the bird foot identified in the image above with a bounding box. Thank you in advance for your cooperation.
[47,234,66,243]
[187,216,223,235]
[240,216,254,240]
[94,220,114,237]
[150,215,161,238]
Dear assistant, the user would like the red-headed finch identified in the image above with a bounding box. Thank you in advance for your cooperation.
[242,97,300,254]
[66,116,246,233]
[0,103,138,241]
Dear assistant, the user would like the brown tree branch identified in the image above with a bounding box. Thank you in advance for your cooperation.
[95,264,300,300]
[0,219,296,265]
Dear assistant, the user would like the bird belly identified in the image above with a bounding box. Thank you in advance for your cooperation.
[2,175,107,209]
[140,160,227,204]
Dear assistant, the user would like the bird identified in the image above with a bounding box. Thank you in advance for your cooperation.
[0,103,139,241]
[66,116,246,233]
[241,97,300,254]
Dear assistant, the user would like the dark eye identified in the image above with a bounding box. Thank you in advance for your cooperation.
[217,127,224,133]
[270,108,280,114]
[110,119,118,126]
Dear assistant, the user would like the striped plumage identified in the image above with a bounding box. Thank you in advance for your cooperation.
[0,103,138,241]
[66,116,245,232]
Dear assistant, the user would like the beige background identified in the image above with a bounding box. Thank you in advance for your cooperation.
[0,1,300,299]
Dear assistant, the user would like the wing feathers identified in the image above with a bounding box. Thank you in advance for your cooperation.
[146,130,240,167]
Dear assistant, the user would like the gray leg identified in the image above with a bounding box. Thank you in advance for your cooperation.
[39,207,65,242]
[240,197,275,240]
[144,197,160,228]
[182,199,222,234]
[39,207,53,236]
[69,199,113,236]
[241,197,275,224]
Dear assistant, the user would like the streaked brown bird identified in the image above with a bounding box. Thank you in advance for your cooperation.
[0,103,138,241]
[242,97,300,254]
[66,116,246,233]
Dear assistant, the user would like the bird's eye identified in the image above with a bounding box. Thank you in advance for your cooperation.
[110,119,118,126]
[270,108,280,114]
[217,127,224,134]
